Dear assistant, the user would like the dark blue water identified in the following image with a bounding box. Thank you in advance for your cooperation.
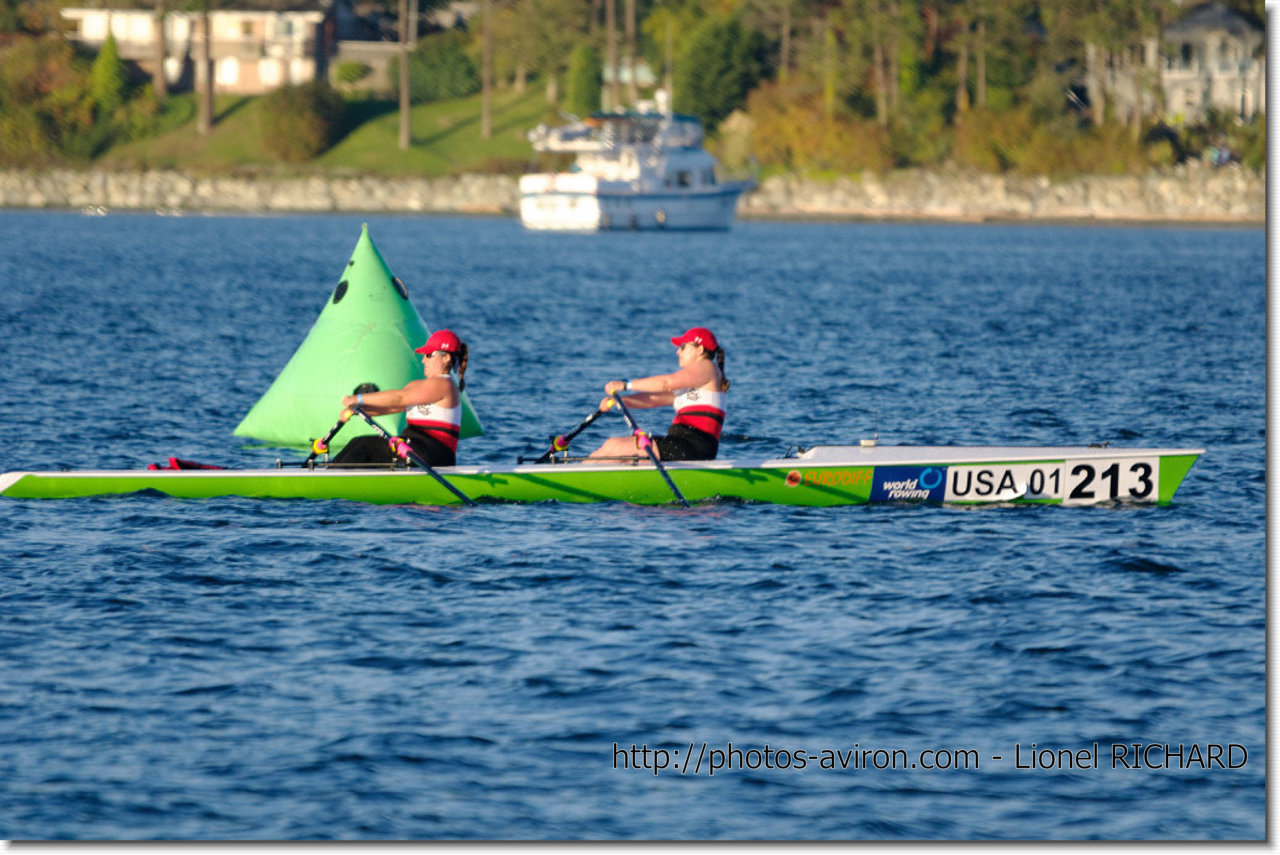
[0,212,1263,840]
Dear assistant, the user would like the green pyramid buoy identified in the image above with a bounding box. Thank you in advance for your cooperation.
[234,224,483,449]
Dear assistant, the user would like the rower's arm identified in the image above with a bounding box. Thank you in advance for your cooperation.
[342,378,451,415]
[609,391,673,409]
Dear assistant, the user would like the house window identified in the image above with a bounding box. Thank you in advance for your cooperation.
[259,59,282,87]
[217,57,239,86]
[127,15,151,42]
[1219,40,1236,71]
[83,15,107,40]
[1180,43,1193,70]
[241,20,254,38]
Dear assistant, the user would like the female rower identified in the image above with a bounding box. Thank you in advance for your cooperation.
[329,329,468,467]
[588,327,729,462]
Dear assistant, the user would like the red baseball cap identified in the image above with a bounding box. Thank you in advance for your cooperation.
[671,327,718,351]
[415,329,461,354]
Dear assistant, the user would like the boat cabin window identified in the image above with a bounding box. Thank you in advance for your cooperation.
[675,170,692,187]
[704,169,716,186]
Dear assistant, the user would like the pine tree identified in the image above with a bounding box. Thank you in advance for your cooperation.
[673,16,765,130]
[565,44,602,118]
[89,31,126,118]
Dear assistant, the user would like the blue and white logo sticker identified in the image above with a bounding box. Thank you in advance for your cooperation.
[870,466,947,502]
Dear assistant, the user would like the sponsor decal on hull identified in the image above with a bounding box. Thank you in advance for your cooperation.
[870,467,947,502]
[784,469,872,489]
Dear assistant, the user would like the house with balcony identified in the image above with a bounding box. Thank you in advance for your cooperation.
[60,0,367,95]
[1161,1,1264,120]
[1098,1,1264,124]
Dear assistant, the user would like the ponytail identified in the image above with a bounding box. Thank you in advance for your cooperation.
[714,346,729,392]
[439,342,468,391]
[451,342,469,391]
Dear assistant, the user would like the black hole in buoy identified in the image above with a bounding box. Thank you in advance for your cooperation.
[333,280,349,304]
[392,277,408,300]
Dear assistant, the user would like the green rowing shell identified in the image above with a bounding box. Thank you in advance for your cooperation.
[0,447,1204,507]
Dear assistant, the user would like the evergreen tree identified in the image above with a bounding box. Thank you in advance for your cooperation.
[390,31,481,104]
[89,32,126,117]
[673,15,766,130]
[565,43,602,117]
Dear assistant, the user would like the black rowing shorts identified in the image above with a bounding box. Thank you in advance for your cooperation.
[329,426,456,467]
[652,424,718,461]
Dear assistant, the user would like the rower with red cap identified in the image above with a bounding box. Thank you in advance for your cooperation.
[589,327,729,462]
[329,329,469,467]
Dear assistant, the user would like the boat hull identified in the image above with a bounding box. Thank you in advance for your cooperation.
[519,184,747,231]
[0,446,1203,507]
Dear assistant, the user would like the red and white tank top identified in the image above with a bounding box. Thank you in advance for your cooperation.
[671,386,726,440]
[405,379,462,452]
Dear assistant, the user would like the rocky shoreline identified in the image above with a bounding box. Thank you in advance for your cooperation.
[0,164,1263,223]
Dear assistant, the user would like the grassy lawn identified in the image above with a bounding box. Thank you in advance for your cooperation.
[96,85,557,177]
[319,86,556,176]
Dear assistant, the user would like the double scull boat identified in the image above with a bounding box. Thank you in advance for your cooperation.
[0,444,1202,507]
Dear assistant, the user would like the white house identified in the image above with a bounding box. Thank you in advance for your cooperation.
[1099,1,1265,123]
[1161,1,1265,120]
[61,0,342,95]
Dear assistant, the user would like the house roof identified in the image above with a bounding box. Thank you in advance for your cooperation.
[1164,2,1262,39]
[66,0,334,12]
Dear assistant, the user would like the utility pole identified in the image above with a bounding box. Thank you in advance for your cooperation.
[605,0,618,110]
[398,0,411,150]
[481,0,492,138]
[197,0,212,136]
[153,2,168,98]
[624,0,637,106]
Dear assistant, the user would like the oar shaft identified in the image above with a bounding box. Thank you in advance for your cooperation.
[305,409,353,464]
[609,392,690,508]
[349,407,476,506]
[533,407,607,464]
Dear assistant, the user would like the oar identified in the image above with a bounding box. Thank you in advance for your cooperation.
[305,383,380,466]
[609,392,690,508]
[348,406,476,507]
[527,403,613,464]
[306,410,354,466]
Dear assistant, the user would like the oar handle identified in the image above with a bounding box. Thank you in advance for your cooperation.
[305,409,353,463]
[349,406,476,506]
[532,404,611,464]
[608,392,690,508]
[307,384,380,464]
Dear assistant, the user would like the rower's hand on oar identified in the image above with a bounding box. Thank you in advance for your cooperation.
[603,380,627,396]
[597,396,618,412]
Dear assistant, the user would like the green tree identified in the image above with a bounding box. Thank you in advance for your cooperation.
[260,81,345,162]
[564,43,602,116]
[673,15,766,130]
[390,30,481,103]
[485,0,593,104]
[0,0,21,32]
[89,32,127,117]
[640,2,704,91]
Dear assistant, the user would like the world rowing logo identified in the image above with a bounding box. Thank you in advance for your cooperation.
[870,466,948,502]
